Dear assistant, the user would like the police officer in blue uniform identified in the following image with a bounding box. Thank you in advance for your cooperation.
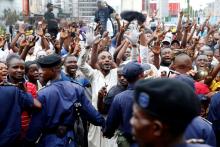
[208,92,220,147]
[174,75,216,146]
[24,54,105,147]
[185,116,216,146]
[102,61,144,146]
[131,78,212,147]
[0,70,40,147]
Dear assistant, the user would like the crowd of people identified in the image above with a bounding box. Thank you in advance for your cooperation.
[1,0,220,147]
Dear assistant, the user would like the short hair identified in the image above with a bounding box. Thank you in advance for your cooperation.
[25,60,38,73]
[98,50,112,59]
[173,53,191,63]
[201,45,211,51]
[63,55,77,64]
[6,54,22,67]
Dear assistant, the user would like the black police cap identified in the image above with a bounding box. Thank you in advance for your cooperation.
[134,78,200,126]
[37,53,61,68]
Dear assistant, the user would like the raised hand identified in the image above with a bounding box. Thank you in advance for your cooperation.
[120,21,130,33]
[19,24,26,34]
[98,85,108,99]
[124,29,142,45]
[0,37,6,48]
[179,10,184,17]
[84,28,101,48]
[194,36,200,44]
[73,43,81,56]
[27,36,39,48]
[151,45,161,55]
[60,29,69,40]
[36,27,44,37]
[115,13,120,20]
[20,39,28,48]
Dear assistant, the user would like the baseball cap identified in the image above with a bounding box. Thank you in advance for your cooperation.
[162,36,171,45]
[122,61,144,80]
[134,78,200,127]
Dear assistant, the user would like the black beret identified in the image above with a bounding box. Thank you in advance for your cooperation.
[37,53,61,68]
[134,78,200,126]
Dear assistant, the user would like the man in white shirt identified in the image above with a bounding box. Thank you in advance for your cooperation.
[78,34,118,147]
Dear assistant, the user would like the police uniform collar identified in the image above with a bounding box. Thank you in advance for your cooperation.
[127,83,135,90]
[46,75,63,86]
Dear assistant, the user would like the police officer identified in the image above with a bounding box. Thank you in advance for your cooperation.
[0,71,40,147]
[103,61,144,147]
[131,78,211,147]
[208,92,220,146]
[174,75,216,146]
[24,54,105,147]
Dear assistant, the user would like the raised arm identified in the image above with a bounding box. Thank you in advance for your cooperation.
[176,11,184,41]
[116,40,130,66]
[20,36,39,60]
[187,23,197,43]
[10,24,25,53]
[181,23,191,49]
[77,32,101,80]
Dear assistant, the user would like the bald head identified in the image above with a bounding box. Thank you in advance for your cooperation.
[173,54,192,74]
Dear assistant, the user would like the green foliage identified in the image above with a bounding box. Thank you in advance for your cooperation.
[0,25,6,36]
[3,8,19,25]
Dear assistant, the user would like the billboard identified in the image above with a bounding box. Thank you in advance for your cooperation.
[169,2,180,16]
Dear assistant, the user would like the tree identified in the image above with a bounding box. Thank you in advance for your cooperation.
[3,8,19,25]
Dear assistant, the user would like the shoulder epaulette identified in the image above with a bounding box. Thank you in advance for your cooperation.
[71,80,83,87]
[201,117,212,125]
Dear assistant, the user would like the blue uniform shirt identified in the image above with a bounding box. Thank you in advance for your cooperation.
[103,84,127,114]
[184,116,216,146]
[0,85,33,146]
[103,84,134,141]
[207,92,220,146]
[25,81,105,147]
[208,92,220,131]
